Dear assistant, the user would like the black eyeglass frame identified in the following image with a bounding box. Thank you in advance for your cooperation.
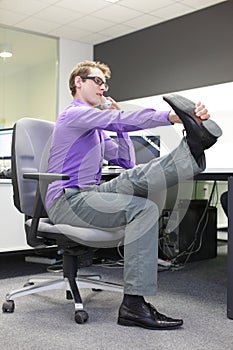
[80,76,109,91]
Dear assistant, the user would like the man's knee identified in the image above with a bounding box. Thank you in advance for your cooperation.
[130,196,158,214]
[131,197,159,227]
[145,198,159,216]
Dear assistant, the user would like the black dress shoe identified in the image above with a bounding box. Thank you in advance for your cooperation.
[118,302,183,330]
[163,94,222,161]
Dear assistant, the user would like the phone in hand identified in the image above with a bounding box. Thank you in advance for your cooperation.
[100,96,111,109]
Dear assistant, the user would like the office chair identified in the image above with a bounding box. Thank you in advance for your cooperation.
[2,118,124,324]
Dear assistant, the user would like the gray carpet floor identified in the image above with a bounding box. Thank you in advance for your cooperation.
[0,243,232,350]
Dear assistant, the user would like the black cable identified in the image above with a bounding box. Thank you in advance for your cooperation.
[159,181,217,270]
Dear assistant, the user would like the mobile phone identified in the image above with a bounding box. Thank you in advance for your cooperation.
[100,96,111,109]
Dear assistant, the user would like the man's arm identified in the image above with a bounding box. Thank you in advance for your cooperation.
[103,131,136,169]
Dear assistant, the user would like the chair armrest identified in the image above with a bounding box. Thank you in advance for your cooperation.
[24,171,70,217]
[23,173,70,182]
[23,172,70,247]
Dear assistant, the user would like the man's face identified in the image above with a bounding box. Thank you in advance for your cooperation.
[77,67,108,106]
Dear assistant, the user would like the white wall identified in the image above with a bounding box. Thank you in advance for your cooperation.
[119,81,233,171]
[58,38,93,113]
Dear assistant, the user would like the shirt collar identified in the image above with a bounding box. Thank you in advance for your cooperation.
[72,99,91,107]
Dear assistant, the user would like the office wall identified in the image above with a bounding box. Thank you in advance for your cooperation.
[94,1,233,101]
[119,81,232,168]
[94,1,233,171]
[58,38,93,113]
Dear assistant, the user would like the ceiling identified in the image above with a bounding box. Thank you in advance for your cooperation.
[0,0,226,45]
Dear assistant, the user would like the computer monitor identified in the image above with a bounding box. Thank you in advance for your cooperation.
[130,135,160,164]
[0,128,13,159]
[111,135,160,165]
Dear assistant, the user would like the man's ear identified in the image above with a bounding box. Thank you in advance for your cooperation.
[74,76,82,88]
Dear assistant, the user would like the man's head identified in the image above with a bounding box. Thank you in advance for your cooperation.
[69,61,111,106]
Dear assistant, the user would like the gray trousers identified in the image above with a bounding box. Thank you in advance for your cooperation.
[48,138,204,296]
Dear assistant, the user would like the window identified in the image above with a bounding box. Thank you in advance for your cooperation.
[0,26,58,128]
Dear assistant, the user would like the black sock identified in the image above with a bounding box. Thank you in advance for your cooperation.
[122,294,146,309]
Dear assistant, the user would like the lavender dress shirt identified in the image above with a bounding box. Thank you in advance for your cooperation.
[46,99,171,210]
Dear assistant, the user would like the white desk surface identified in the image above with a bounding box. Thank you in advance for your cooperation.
[102,166,233,176]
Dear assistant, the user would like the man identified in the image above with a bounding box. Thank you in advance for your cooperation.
[46,60,222,330]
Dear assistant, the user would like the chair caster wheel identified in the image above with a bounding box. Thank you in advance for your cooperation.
[75,310,88,324]
[2,300,15,313]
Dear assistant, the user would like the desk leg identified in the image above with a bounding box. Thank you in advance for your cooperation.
[227,176,233,319]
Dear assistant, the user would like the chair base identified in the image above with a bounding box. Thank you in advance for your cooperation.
[2,273,123,323]
[2,252,123,323]
[5,274,123,301]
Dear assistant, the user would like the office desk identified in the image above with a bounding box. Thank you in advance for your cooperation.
[195,170,233,181]
[102,166,125,176]
[102,167,233,319]
[0,179,31,252]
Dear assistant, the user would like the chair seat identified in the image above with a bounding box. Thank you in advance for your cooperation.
[26,218,125,248]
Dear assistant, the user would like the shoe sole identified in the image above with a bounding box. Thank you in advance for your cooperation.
[163,94,222,140]
[117,317,183,330]
[163,93,196,119]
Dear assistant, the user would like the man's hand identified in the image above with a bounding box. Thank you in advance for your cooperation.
[194,101,210,120]
[105,96,121,110]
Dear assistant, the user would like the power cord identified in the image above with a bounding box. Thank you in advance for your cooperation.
[171,181,217,269]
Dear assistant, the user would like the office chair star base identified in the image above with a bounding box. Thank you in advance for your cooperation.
[2,255,123,323]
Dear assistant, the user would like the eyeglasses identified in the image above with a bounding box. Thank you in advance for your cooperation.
[81,76,109,91]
